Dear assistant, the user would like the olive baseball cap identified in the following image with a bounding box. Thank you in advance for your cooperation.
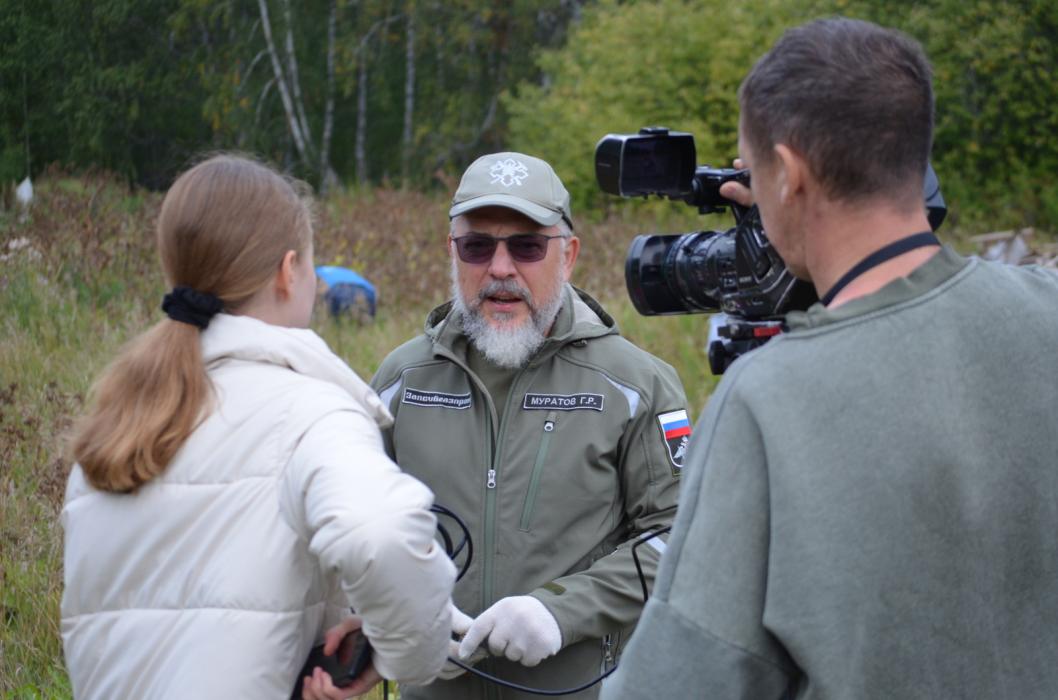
[449,152,573,228]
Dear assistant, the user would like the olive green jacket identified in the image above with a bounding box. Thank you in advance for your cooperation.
[370,285,686,699]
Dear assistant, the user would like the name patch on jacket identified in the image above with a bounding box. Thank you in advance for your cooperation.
[522,392,604,411]
[656,409,691,474]
[402,388,472,410]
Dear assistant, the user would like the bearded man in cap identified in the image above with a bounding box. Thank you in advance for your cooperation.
[370,152,687,699]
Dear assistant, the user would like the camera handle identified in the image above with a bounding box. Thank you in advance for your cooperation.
[707,314,785,375]
[684,166,751,218]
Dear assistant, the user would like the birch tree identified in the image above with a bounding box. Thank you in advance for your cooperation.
[320,0,338,193]
[402,1,416,186]
[352,11,401,186]
[257,0,311,166]
[256,0,340,189]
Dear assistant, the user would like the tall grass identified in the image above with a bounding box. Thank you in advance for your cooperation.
[0,174,721,697]
[1,174,163,698]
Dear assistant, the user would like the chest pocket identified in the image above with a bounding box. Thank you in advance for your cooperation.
[519,410,558,532]
[390,376,483,492]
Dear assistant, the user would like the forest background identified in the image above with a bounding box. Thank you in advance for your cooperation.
[2,0,1056,697]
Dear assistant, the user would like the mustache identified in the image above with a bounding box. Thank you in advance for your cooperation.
[476,279,533,306]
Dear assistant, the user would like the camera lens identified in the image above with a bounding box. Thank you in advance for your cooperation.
[625,230,734,315]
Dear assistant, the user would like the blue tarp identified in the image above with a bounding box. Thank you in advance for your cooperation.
[316,266,376,295]
[316,265,376,317]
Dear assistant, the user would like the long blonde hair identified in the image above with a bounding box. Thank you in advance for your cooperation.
[70,154,313,492]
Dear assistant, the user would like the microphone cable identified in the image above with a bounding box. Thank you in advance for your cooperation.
[445,657,618,696]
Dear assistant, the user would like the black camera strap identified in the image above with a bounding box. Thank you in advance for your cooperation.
[820,231,939,307]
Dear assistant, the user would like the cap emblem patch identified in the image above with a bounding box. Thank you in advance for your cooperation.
[490,158,530,187]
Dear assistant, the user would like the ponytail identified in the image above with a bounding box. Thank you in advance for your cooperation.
[71,320,212,492]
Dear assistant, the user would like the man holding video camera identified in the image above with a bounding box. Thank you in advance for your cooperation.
[605,17,1058,699]
[371,152,687,698]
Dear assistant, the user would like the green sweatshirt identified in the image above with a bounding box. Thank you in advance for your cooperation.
[371,285,687,700]
[604,247,1058,699]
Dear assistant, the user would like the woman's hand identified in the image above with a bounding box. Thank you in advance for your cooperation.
[302,616,383,699]
[301,662,382,700]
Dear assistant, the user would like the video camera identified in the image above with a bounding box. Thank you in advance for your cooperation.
[594,126,947,374]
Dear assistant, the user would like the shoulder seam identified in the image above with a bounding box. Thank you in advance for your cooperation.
[659,597,796,675]
[554,353,651,404]
[374,357,451,386]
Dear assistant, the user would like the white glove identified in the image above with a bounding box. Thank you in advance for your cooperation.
[437,606,485,680]
[458,596,562,667]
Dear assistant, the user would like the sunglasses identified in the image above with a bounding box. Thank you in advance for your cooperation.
[451,232,566,264]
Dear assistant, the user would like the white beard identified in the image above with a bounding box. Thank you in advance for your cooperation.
[450,261,566,369]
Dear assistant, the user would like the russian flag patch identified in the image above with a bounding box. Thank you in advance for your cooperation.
[656,409,691,474]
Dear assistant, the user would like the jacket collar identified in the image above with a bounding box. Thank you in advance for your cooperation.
[785,246,972,332]
[200,313,393,429]
[424,284,618,364]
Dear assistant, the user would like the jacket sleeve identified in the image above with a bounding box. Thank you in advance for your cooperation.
[600,364,795,700]
[278,408,456,686]
[528,358,684,646]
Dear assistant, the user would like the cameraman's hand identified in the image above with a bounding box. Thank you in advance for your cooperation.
[719,158,753,207]
[458,596,561,667]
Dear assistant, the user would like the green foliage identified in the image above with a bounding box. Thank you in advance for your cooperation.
[5,0,1053,233]
[0,0,585,191]
[504,0,1058,232]
[857,0,1058,233]
[276,0,585,186]
[0,0,211,187]
[170,0,341,182]
[504,0,821,212]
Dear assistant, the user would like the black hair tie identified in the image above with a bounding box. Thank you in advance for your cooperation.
[162,286,224,329]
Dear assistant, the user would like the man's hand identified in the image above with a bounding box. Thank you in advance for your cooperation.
[458,596,562,667]
[438,606,486,680]
[719,158,753,207]
[302,616,382,700]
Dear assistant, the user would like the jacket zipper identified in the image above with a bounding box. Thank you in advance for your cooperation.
[603,629,621,670]
[483,368,527,613]
[482,396,499,616]
[433,345,500,629]
[519,411,557,531]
